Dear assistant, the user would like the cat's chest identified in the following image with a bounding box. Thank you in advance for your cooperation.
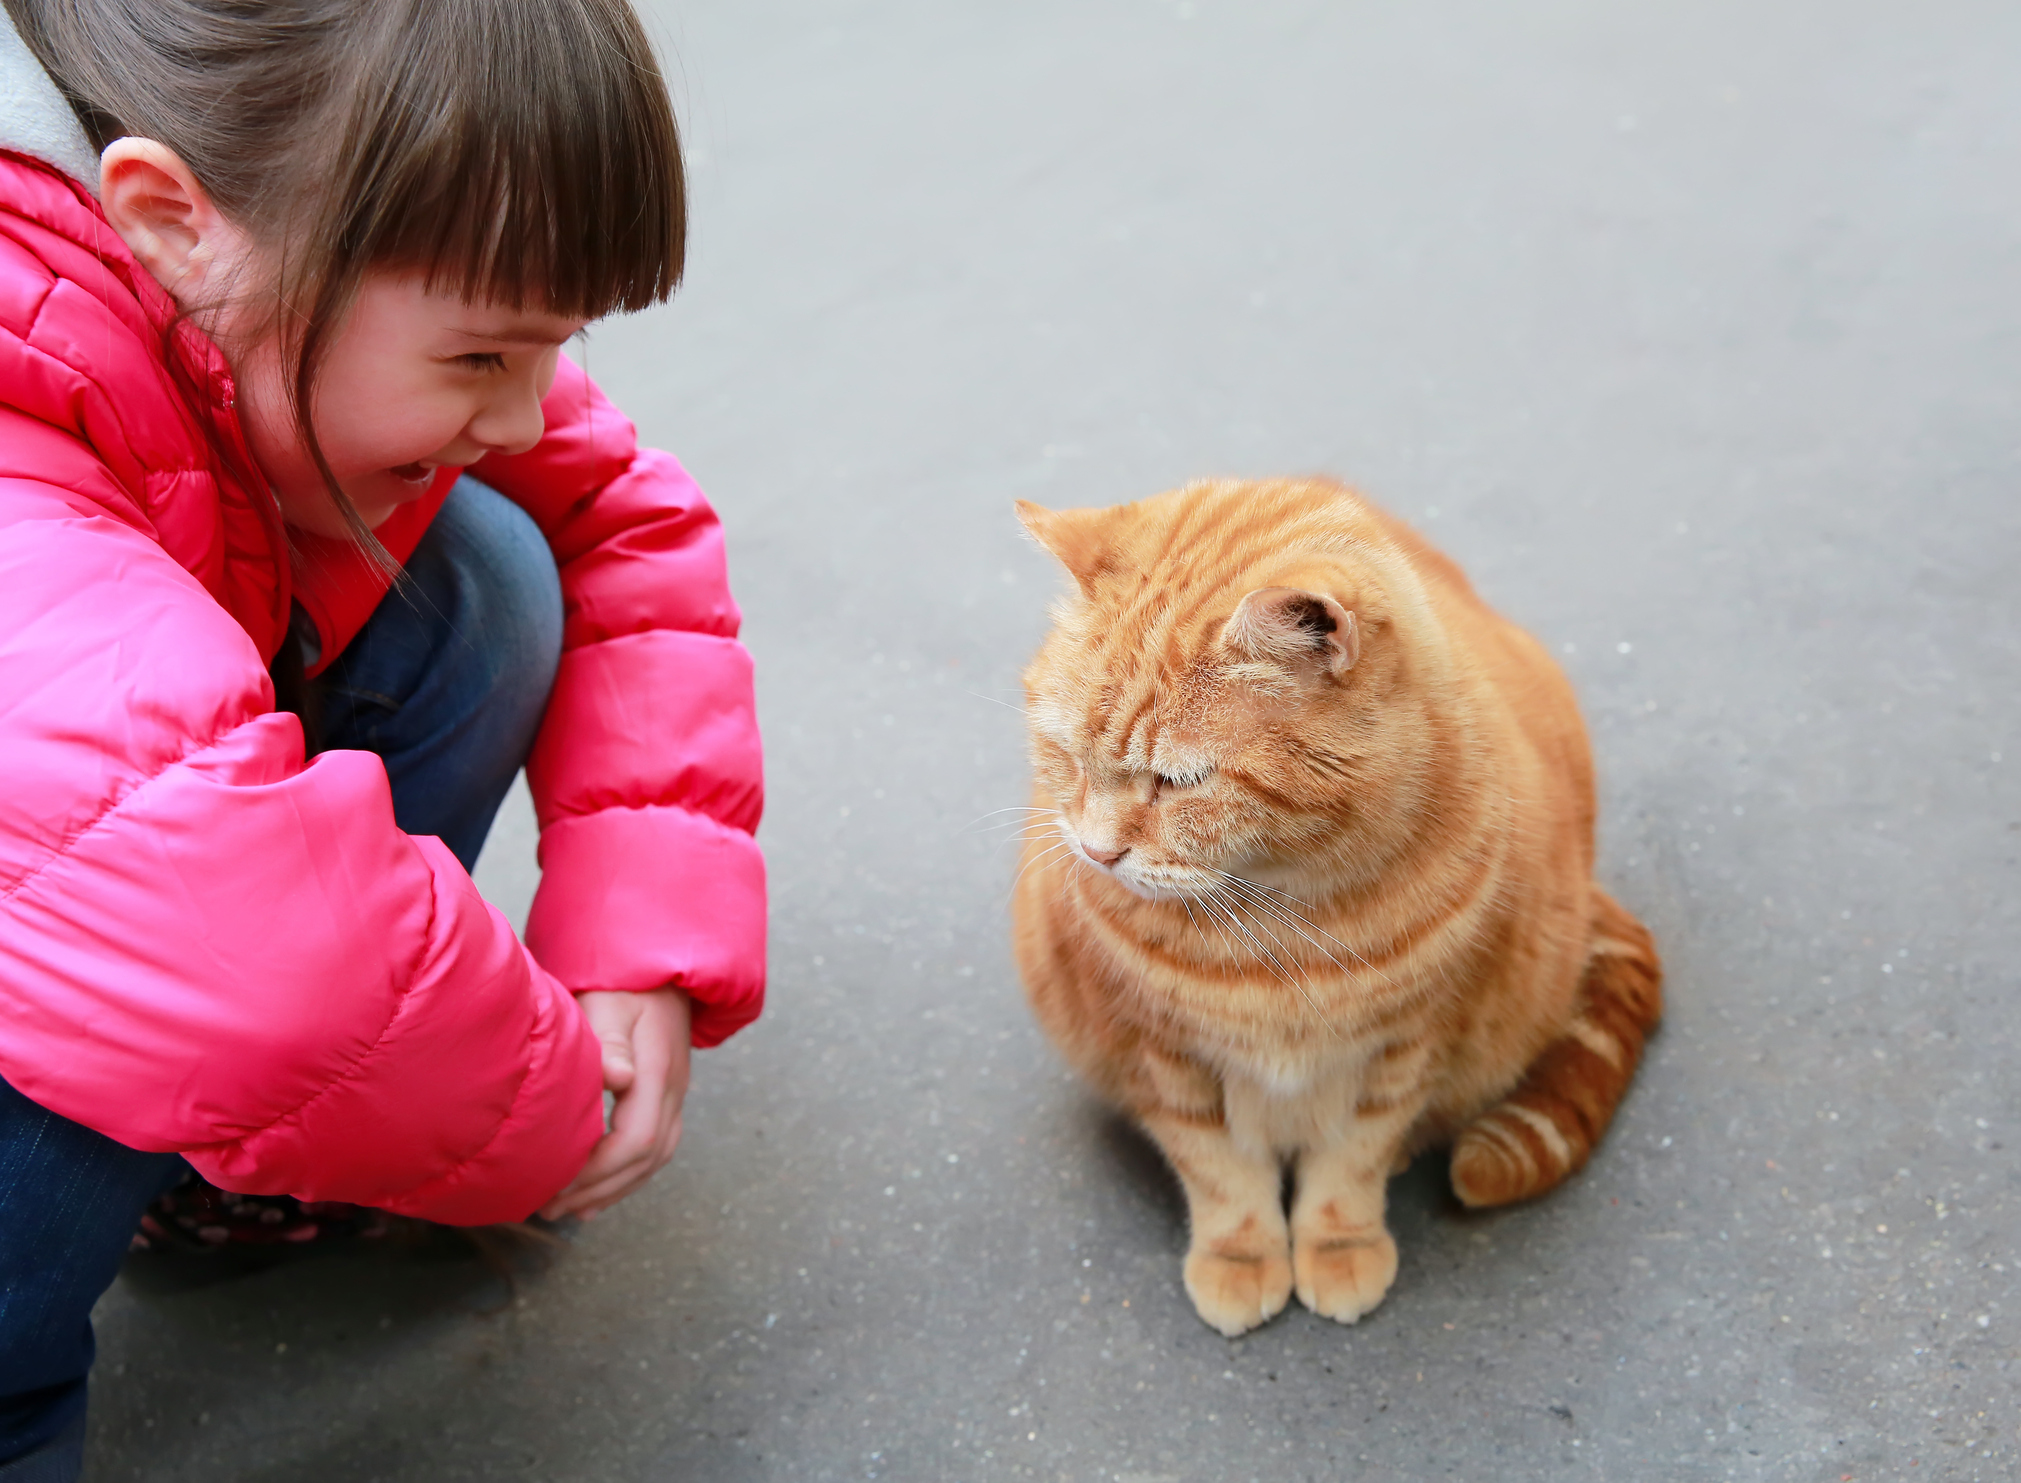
[1212,1043,1400,1156]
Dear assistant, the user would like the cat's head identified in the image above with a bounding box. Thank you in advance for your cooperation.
[1018,478,1446,901]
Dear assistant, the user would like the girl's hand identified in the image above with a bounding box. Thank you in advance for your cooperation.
[541,988,692,1221]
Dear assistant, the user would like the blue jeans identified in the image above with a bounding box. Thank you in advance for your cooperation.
[0,477,561,1476]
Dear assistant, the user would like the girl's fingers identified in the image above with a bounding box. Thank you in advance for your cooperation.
[545,1139,670,1219]
[569,1103,661,1196]
[553,1126,681,1218]
[543,1078,682,1217]
[543,989,692,1220]
[565,1120,663,1202]
[540,1112,652,1219]
[601,1046,638,1093]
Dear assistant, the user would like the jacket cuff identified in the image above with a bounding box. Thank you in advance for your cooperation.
[525,806,766,1048]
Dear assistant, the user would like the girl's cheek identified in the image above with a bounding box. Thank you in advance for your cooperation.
[326,381,467,469]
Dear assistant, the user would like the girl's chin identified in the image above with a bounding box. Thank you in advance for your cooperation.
[275,469,439,537]
[352,467,443,527]
[351,501,405,531]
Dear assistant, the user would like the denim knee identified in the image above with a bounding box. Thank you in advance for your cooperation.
[418,477,564,719]
[0,1410,82,1480]
[316,477,563,867]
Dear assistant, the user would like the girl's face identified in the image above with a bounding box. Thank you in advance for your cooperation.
[96,138,589,537]
[232,276,588,538]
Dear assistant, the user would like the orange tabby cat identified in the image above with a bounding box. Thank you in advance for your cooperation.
[1011,477,1661,1336]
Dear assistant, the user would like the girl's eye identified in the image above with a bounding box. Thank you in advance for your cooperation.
[455,352,508,372]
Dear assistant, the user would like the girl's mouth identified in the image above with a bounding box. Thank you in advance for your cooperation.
[389,462,436,487]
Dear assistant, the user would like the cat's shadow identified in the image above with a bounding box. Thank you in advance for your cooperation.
[1088,1105,1189,1233]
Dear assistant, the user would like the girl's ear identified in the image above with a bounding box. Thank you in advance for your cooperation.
[100,138,246,310]
[1220,587,1360,680]
[1015,500,1121,596]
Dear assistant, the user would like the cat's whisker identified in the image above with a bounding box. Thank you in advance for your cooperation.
[1055,858,1084,912]
[964,690,1029,716]
[1212,873,1332,938]
[1215,873,1326,930]
[998,812,1073,847]
[1008,838,1078,899]
[1217,875,1316,911]
[1013,856,1075,906]
[1218,872,1408,995]
[1199,887,1329,1021]
[1217,874,1362,943]
[1220,893,1333,985]
[1183,891,1244,967]
[1018,835,1075,864]
[1212,888,1320,986]
[1194,890,1278,980]
[1209,885,1351,1041]
[1218,879,1358,982]
[1203,889,1342,1040]
[965,805,1053,829]
[1194,895,1255,973]
[964,808,1057,839]
[1217,876,1365,976]
[976,819,1063,840]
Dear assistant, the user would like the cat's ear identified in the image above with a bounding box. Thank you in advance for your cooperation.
[1220,587,1360,680]
[1016,501,1116,594]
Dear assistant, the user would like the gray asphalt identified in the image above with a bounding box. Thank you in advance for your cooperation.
[83,2,2020,1480]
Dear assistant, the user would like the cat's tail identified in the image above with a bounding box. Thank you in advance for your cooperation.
[1449,889,1663,1208]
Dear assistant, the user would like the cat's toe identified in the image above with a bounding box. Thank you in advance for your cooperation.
[1183,1245,1293,1336]
[1293,1229,1398,1324]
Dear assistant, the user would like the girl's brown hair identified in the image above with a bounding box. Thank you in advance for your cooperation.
[5,0,685,556]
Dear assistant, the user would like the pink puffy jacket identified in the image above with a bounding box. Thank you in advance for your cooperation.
[0,152,766,1223]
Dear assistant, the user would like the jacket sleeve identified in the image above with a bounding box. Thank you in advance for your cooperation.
[0,461,605,1224]
[473,357,766,1049]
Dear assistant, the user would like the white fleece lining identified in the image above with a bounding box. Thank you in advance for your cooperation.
[0,8,102,195]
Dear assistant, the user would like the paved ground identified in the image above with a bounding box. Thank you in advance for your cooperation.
[83,2,2020,1480]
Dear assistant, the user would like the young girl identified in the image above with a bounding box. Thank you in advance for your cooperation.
[0,1,766,1476]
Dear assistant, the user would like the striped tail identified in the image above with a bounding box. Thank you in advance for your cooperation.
[1449,889,1663,1208]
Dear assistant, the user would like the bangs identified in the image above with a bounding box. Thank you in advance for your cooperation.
[321,0,685,318]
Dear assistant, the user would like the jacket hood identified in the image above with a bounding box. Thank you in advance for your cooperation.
[0,7,100,194]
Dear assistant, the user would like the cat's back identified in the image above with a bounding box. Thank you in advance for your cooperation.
[1330,485,1591,796]
[1118,476,1502,617]
[1161,479,1595,858]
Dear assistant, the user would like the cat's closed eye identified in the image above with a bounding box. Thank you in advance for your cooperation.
[1153,768,1213,794]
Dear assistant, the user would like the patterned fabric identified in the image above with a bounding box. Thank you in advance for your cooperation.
[132,1179,385,1252]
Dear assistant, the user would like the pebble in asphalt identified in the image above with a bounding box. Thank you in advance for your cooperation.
[87,1,2018,1479]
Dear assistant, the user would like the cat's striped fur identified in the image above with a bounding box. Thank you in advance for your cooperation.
[1011,478,1661,1335]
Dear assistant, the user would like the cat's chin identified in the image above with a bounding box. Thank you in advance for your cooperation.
[1108,871,1216,903]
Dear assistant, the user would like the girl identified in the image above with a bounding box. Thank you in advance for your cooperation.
[0,1,766,1476]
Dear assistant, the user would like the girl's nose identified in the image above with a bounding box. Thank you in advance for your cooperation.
[470,384,547,458]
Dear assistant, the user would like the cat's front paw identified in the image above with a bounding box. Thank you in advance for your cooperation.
[1292,1227,1398,1325]
[1183,1242,1293,1336]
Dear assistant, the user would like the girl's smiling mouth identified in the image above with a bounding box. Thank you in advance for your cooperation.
[389,461,436,486]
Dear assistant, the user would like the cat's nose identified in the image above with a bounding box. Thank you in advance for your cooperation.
[1085,845,1127,867]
